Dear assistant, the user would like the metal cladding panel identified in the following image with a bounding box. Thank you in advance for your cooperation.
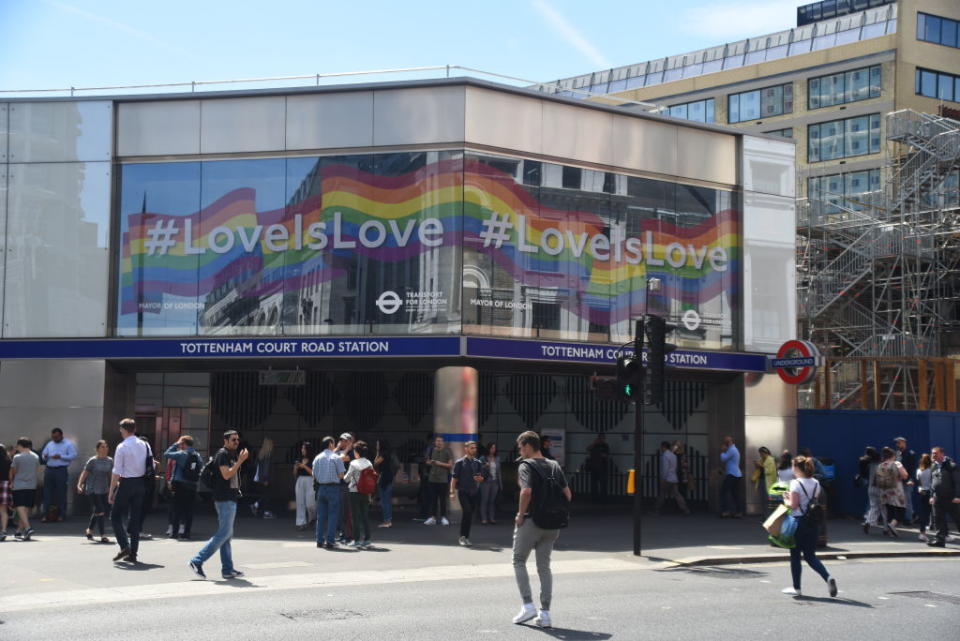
[200,96,286,154]
[372,86,465,146]
[0,104,7,162]
[285,92,374,150]
[0,164,5,327]
[541,101,614,166]
[117,100,201,157]
[676,127,737,185]
[463,86,541,155]
[610,114,678,177]
[742,135,796,198]
[744,371,797,417]
[8,101,112,163]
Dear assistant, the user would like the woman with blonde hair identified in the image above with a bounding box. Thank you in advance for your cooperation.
[782,455,837,598]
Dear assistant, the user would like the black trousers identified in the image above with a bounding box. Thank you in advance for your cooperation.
[931,498,960,543]
[171,481,197,536]
[429,482,448,518]
[111,478,145,554]
[458,490,479,538]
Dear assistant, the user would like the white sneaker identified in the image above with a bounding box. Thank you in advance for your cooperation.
[459,536,472,546]
[424,517,436,525]
[781,587,801,597]
[165,525,173,537]
[440,517,450,526]
[178,525,185,535]
[512,604,536,624]
[535,610,551,628]
[919,533,928,542]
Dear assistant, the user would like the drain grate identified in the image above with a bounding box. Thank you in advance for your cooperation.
[279,609,363,621]
[889,591,960,605]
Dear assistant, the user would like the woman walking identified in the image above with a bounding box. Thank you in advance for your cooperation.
[781,455,837,598]
[374,440,396,528]
[293,441,316,531]
[877,446,908,537]
[76,440,113,543]
[480,442,501,524]
[916,453,934,542]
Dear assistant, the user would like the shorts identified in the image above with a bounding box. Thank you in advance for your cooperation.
[0,481,11,506]
[12,489,36,508]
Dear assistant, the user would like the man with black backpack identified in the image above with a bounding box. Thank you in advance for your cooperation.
[164,435,203,540]
[511,430,571,629]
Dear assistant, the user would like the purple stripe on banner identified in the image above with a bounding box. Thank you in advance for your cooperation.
[437,433,480,443]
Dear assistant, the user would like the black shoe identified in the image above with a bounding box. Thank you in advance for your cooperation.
[325,542,335,550]
[189,560,206,578]
[222,570,244,579]
[317,542,323,548]
[23,528,34,541]
[927,540,946,547]
[126,553,138,564]
[113,548,131,561]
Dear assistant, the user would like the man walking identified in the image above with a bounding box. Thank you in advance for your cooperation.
[927,446,960,547]
[40,428,76,521]
[450,441,486,546]
[425,435,452,526]
[313,436,345,549]
[512,430,572,629]
[163,435,203,539]
[109,419,151,563]
[189,430,248,579]
[655,440,690,515]
[894,437,917,523]
[10,438,40,540]
[720,435,743,518]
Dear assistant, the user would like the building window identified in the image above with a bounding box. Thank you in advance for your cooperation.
[763,128,793,139]
[808,65,881,109]
[808,114,882,162]
[918,12,960,49]
[808,169,881,213]
[915,67,960,103]
[728,83,792,123]
[666,98,715,123]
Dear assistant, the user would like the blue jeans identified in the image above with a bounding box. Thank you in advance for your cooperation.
[315,484,340,544]
[789,518,830,590]
[43,466,68,516]
[379,483,393,523]
[192,500,236,574]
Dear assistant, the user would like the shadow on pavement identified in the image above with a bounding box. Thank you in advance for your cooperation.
[531,627,613,640]
[794,595,873,608]
[113,561,164,571]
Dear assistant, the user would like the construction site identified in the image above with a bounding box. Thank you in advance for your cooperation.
[798,108,960,411]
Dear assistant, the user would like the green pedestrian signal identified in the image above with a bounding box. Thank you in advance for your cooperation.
[616,355,643,403]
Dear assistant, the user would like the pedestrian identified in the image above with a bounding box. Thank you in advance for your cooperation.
[293,441,316,531]
[480,442,502,524]
[655,441,690,515]
[416,432,434,521]
[753,447,777,512]
[10,437,40,541]
[511,430,571,629]
[424,435,452,526]
[894,437,917,524]
[781,455,837,598]
[926,446,960,547]
[0,443,11,541]
[137,435,159,541]
[877,446,908,537]
[777,451,795,484]
[163,435,203,540]
[343,441,374,548]
[719,435,743,518]
[450,441,486,546]
[249,437,274,519]
[40,427,76,522]
[673,441,690,500]
[861,446,886,534]
[373,440,396,528]
[188,430,248,579]
[313,436,346,549]
[586,434,610,503]
[541,436,554,461]
[335,433,355,542]
[109,419,151,563]
[77,440,113,543]
[916,453,934,542]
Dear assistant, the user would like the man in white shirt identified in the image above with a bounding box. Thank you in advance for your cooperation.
[655,441,690,515]
[109,418,150,564]
[40,428,77,522]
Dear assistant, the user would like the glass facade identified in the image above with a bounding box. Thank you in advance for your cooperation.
[915,68,960,103]
[763,128,793,139]
[728,84,793,123]
[808,114,881,162]
[918,12,960,49]
[808,65,881,109]
[808,169,881,213]
[118,151,739,349]
[667,98,715,123]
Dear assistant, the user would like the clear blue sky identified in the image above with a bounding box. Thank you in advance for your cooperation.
[0,0,805,95]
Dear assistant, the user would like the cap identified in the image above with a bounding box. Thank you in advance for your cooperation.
[894,436,907,443]
[339,432,354,441]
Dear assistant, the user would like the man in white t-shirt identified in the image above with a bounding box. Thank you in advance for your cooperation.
[655,441,690,515]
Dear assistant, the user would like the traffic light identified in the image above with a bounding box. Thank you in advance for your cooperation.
[616,354,644,403]
[644,314,677,405]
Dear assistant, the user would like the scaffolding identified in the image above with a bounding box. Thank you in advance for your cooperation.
[797,109,960,409]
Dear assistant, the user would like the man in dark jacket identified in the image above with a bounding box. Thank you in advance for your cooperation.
[894,437,917,523]
[927,446,960,547]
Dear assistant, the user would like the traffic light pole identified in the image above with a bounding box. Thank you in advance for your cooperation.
[632,318,644,557]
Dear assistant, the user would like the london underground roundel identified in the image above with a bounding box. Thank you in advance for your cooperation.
[772,340,820,385]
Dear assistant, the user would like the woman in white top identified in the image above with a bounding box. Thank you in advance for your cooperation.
[915,453,934,541]
[343,441,373,548]
[480,443,501,524]
[782,455,837,599]
[777,451,795,484]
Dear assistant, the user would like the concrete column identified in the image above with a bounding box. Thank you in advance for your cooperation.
[743,372,797,515]
[433,366,478,516]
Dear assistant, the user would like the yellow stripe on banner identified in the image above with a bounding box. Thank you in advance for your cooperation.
[320,186,461,220]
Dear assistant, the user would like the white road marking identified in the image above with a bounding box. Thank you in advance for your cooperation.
[242,561,314,570]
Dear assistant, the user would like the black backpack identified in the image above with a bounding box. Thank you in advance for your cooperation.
[182,451,203,483]
[523,460,570,529]
[798,481,824,526]
[199,454,220,491]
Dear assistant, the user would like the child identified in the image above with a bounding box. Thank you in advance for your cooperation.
[11,437,40,541]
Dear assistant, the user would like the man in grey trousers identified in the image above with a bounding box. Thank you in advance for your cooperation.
[511,430,572,629]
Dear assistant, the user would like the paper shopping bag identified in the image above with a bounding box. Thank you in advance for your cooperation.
[763,504,789,536]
